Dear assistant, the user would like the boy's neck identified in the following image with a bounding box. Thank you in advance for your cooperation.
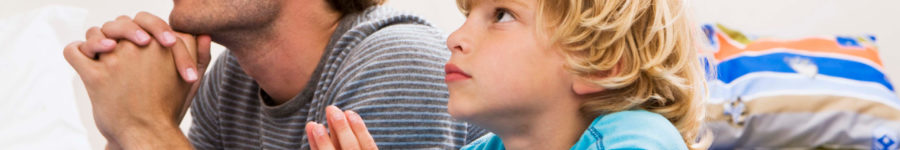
[484,102,590,150]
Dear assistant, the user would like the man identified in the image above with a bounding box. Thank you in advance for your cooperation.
[64,0,485,149]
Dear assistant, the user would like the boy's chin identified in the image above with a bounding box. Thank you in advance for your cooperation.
[447,101,478,121]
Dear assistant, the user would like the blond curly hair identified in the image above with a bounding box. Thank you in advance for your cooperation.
[456,0,710,149]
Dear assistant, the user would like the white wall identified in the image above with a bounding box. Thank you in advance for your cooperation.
[2,0,898,149]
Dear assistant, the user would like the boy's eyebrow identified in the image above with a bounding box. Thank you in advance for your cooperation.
[493,0,529,10]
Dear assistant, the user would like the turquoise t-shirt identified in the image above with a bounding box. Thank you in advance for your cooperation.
[462,110,688,150]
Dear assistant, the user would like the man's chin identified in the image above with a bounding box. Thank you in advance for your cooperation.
[168,7,220,34]
[169,14,206,34]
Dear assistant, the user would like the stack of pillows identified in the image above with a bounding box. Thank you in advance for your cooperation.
[700,24,900,149]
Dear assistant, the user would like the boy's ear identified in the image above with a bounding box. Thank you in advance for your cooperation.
[572,61,622,95]
[573,79,605,95]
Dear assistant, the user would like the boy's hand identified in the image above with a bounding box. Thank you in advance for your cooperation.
[79,11,206,83]
[64,30,210,149]
[306,106,378,150]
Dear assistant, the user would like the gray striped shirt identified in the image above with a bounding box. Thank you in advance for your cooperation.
[188,6,487,149]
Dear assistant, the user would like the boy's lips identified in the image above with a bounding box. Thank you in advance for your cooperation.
[444,63,471,82]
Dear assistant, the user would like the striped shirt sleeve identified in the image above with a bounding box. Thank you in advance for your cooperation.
[328,24,472,149]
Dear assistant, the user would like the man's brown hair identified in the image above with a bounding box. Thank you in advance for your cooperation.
[327,0,386,14]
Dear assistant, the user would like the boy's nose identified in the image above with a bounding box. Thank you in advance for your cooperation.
[446,28,470,54]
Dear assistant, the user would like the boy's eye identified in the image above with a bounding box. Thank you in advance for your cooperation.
[494,8,515,23]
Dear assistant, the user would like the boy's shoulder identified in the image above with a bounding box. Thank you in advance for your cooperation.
[573,110,688,150]
[461,133,505,150]
[461,110,688,150]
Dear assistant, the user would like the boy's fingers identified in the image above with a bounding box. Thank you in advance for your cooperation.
[306,122,320,150]
[134,12,177,47]
[312,123,337,150]
[329,125,340,150]
[171,37,199,83]
[326,106,361,150]
[346,111,377,150]
[80,27,116,59]
[101,18,152,46]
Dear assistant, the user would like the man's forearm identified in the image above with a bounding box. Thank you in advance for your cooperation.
[104,122,192,150]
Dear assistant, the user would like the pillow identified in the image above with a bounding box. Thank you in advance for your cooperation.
[0,5,92,150]
[701,24,900,149]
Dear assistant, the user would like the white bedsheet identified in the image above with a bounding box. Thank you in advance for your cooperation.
[0,5,91,150]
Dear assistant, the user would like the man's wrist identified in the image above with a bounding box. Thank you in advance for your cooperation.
[105,120,191,150]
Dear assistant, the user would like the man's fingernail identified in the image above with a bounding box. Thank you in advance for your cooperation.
[100,39,116,47]
[186,68,198,81]
[162,31,176,44]
[135,30,150,42]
